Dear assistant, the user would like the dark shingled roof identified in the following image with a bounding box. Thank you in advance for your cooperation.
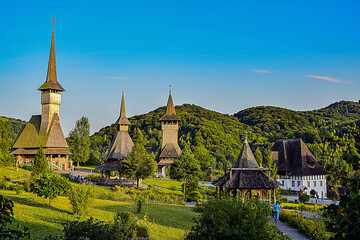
[212,139,278,189]
[160,93,180,121]
[37,27,65,92]
[12,114,69,155]
[213,170,278,189]
[102,130,134,160]
[272,138,329,176]
[234,141,259,168]
[115,92,131,125]
[159,143,182,159]
[96,160,123,171]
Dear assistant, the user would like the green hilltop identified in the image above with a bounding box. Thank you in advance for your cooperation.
[2,101,360,180]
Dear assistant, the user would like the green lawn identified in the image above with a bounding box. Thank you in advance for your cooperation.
[1,189,198,240]
[143,178,184,196]
[76,165,100,172]
[0,166,28,180]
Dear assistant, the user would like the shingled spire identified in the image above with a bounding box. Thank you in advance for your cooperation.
[38,18,65,92]
[160,89,180,121]
[116,87,131,126]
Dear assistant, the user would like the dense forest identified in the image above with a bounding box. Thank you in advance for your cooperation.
[2,101,360,186]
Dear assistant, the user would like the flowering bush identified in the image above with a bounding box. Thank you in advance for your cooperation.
[280,210,332,240]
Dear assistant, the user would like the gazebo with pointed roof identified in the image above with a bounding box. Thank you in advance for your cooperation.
[96,86,134,182]
[156,86,182,178]
[213,135,279,203]
[11,18,72,170]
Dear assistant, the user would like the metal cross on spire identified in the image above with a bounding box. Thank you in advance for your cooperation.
[52,16,56,27]
[121,83,126,93]
[244,130,248,143]
[169,84,172,94]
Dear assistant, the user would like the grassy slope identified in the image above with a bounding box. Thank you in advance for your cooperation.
[143,179,184,196]
[0,166,28,180]
[1,189,197,240]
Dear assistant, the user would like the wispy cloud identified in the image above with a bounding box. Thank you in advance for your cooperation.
[306,75,346,84]
[251,69,271,74]
[108,76,127,80]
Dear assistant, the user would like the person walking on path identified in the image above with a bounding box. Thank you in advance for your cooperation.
[273,201,281,223]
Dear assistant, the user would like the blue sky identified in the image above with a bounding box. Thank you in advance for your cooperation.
[1,0,359,134]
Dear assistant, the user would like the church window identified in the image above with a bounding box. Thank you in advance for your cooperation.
[307,181,310,187]
[297,181,301,187]
[314,181,316,187]
[320,181,323,187]
[292,181,295,187]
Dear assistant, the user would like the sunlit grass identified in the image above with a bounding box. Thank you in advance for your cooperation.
[0,166,28,180]
[1,189,197,240]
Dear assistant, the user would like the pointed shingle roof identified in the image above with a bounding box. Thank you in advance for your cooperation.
[234,141,259,168]
[116,91,131,125]
[272,138,329,176]
[101,131,134,160]
[160,93,180,121]
[38,26,65,92]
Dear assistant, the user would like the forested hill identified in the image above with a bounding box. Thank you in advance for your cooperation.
[90,101,360,173]
[0,116,27,140]
[2,101,360,174]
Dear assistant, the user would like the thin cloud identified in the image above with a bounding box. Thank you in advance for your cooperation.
[306,75,346,84]
[251,69,271,74]
[109,76,127,80]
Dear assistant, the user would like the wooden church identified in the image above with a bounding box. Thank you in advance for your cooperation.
[11,19,72,170]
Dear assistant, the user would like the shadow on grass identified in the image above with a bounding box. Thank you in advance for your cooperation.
[95,203,197,231]
[5,195,71,215]
[10,218,64,240]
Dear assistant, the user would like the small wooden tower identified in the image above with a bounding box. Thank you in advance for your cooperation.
[11,18,72,170]
[213,135,278,203]
[96,85,134,184]
[156,86,182,178]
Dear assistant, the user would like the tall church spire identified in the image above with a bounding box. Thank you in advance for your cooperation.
[160,86,180,121]
[38,17,65,92]
[116,84,131,126]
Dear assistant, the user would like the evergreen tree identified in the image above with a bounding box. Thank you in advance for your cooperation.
[123,129,157,188]
[32,146,49,176]
[68,116,90,167]
[0,121,14,167]
[170,145,201,181]
[254,147,263,167]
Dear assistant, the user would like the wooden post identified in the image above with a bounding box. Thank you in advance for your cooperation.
[273,188,276,204]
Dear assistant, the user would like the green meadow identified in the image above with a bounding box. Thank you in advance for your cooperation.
[1,189,198,240]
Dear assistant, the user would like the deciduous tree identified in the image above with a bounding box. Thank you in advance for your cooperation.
[68,116,90,167]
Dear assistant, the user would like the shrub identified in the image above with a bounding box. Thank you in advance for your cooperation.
[85,174,100,182]
[310,189,317,197]
[0,177,9,190]
[188,191,202,202]
[30,173,71,205]
[186,198,288,240]
[12,183,25,195]
[63,217,113,240]
[299,194,310,203]
[136,197,144,214]
[326,190,339,202]
[280,210,332,240]
[281,197,289,203]
[67,184,94,215]
[113,211,150,238]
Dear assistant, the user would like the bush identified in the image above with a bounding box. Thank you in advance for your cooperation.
[188,191,202,202]
[280,210,332,240]
[63,217,113,240]
[85,174,100,182]
[113,211,150,238]
[299,194,310,203]
[136,197,144,214]
[281,197,289,203]
[186,198,288,240]
[310,189,317,197]
[0,177,10,190]
[67,184,94,215]
[12,183,24,195]
[326,190,339,201]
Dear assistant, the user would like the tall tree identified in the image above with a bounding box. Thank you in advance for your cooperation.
[32,146,49,176]
[0,121,14,167]
[123,129,157,188]
[68,116,90,167]
[170,146,201,181]
[264,149,277,180]
[254,147,263,167]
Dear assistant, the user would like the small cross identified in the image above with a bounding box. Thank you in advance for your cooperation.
[121,83,126,93]
[244,130,248,142]
[52,16,56,27]
[169,84,172,94]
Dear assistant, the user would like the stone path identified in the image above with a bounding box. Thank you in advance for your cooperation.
[272,220,310,240]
